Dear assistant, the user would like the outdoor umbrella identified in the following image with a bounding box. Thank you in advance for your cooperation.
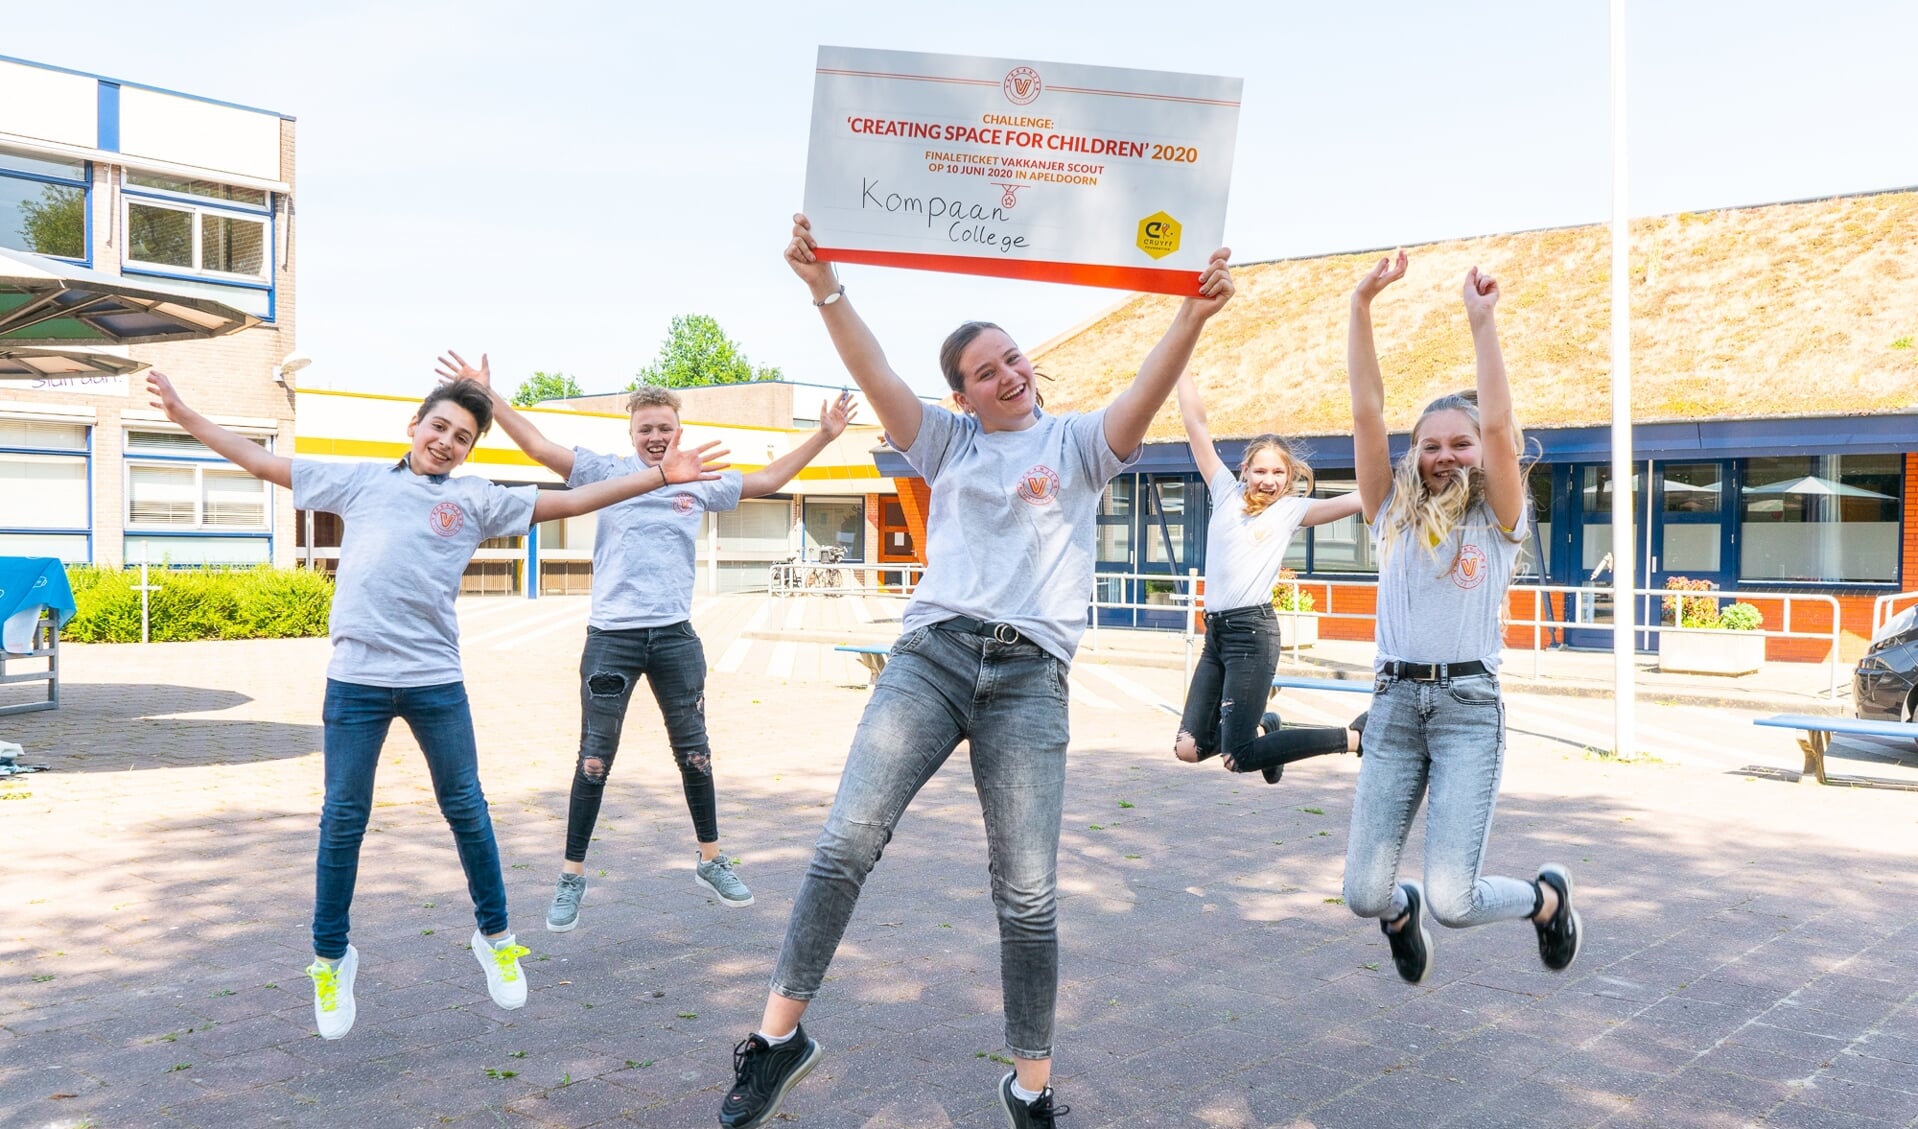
[0,247,259,345]
[0,345,149,380]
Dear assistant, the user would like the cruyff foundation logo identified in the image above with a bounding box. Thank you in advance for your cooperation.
[1137,212,1181,260]
[1452,543,1489,590]
[1016,464,1061,506]
[1003,66,1042,106]
[428,501,466,538]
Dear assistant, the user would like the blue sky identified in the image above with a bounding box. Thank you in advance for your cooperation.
[9,1,1917,399]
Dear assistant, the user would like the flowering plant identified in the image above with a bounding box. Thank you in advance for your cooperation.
[1272,568,1316,612]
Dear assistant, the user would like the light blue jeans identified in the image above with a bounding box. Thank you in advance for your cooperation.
[1342,672,1538,928]
[769,623,1069,1060]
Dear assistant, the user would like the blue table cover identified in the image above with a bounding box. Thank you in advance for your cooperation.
[0,557,76,630]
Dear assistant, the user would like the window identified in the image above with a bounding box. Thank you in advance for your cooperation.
[802,497,865,561]
[123,429,272,566]
[0,146,88,261]
[1739,455,1902,583]
[0,418,90,561]
[123,173,270,282]
[1304,478,1377,573]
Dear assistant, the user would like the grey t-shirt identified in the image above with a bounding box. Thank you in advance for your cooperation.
[1202,467,1312,613]
[293,459,537,687]
[898,405,1137,664]
[1370,489,1528,673]
[567,450,744,630]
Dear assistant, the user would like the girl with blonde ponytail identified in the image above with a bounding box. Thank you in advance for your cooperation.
[1340,251,1582,987]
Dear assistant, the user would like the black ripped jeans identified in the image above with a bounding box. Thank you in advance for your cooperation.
[1177,603,1349,772]
[566,622,715,862]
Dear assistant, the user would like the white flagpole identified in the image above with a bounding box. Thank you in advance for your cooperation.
[1610,0,1638,758]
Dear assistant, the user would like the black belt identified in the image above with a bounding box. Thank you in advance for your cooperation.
[1381,659,1489,682]
[934,615,1026,645]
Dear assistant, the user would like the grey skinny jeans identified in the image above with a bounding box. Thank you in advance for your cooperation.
[769,622,1069,1060]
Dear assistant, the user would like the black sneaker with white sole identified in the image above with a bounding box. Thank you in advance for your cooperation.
[999,1072,1069,1128]
[1533,864,1582,972]
[1383,881,1433,984]
[718,1025,821,1129]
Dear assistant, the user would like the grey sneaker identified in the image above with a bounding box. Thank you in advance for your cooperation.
[696,855,754,908]
[546,872,586,933]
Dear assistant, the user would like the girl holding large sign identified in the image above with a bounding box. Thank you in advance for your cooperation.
[718,214,1234,1129]
[1340,251,1582,986]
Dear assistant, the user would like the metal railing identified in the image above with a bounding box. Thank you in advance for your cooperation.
[768,560,925,598]
[1872,590,1918,637]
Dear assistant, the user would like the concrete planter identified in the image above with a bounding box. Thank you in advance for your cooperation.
[1658,626,1764,676]
[1276,610,1320,649]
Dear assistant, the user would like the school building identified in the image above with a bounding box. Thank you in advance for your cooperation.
[1,55,296,570]
[876,188,1918,662]
[291,382,910,596]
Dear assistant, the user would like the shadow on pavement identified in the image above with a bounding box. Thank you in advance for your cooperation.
[1,682,322,772]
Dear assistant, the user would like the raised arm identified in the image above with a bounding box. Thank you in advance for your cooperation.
[1103,248,1235,459]
[1300,491,1366,528]
[147,371,293,489]
[1463,267,1524,532]
[742,390,857,499]
[434,351,576,480]
[530,430,729,522]
[787,214,925,450]
[1347,251,1407,523]
[1174,371,1228,484]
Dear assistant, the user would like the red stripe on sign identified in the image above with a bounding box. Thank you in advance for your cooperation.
[816,248,1200,296]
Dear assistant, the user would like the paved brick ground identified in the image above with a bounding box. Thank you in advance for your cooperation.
[3,595,1917,1128]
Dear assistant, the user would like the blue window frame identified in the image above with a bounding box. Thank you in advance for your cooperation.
[0,145,90,264]
[122,172,275,296]
[122,428,273,567]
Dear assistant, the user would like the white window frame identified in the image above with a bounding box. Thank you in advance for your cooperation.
[123,429,274,534]
[121,176,272,284]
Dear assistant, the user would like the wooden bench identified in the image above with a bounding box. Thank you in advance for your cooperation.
[1271,674,1373,698]
[0,608,59,717]
[1753,714,1918,784]
[835,643,892,685]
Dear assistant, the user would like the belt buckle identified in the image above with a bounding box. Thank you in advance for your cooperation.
[1410,662,1441,682]
[990,622,1020,644]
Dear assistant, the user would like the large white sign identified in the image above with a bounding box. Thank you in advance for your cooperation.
[804,46,1241,296]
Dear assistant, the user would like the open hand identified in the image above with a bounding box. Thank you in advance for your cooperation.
[659,431,732,484]
[1354,251,1408,304]
[818,390,857,439]
[145,370,189,423]
[434,350,493,393]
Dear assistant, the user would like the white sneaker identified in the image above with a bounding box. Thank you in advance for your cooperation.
[472,930,529,1010]
[306,945,358,1039]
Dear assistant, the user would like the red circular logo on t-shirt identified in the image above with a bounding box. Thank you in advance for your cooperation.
[1015,465,1061,505]
[1452,543,1489,589]
[428,501,466,538]
[672,493,698,516]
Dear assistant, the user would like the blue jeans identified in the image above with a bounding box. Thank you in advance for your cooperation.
[769,623,1069,1060]
[1178,604,1349,769]
[567,623,714,862]
[313,679,509,959]
[1342,672,1537,929]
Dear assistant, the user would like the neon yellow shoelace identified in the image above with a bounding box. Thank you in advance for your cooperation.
[489,943,530,981]
[307,962,341,1011]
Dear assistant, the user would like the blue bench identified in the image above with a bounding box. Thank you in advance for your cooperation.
[1271,674,1373,698]
[835,643,891,684]
[1753,714,1918,784]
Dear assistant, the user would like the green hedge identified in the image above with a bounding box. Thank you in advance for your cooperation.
[63,565,333,643]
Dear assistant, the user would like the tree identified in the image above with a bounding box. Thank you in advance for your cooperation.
[17,184,85,259]
[630,314,782,389]
[512,371,584,406]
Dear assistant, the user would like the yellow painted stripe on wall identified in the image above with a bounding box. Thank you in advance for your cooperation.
[291,435,882,479]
